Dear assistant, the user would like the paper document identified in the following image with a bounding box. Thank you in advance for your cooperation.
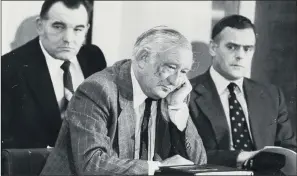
[255,146,296,175]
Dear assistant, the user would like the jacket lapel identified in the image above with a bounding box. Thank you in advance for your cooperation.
[193,71,230,149]
[23,38,61,134]
[243,79,272,149]
[116,60,136,159]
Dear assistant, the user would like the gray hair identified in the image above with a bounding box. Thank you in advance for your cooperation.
[132,25,192,57]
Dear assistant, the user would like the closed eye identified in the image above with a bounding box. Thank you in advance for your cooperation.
[166,64,177,70]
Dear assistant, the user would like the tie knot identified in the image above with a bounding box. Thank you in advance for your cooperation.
[145,98,154,106]
[60,60,71,72]
[227,82,237,93]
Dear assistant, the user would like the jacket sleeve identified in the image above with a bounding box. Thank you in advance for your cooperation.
[65,78,149,175]
[274,87,297,152]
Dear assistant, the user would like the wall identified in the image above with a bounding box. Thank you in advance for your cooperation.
[1,1,44,55]
[92,1,124,67]
[92,1,213,70]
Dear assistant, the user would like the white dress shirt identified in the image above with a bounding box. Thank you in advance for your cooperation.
[130,67,189,175]
[209,66,253,150]
[39,40,84,111]
[131,67,158,161]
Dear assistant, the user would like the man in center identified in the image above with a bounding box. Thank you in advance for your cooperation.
[41,26,206,175]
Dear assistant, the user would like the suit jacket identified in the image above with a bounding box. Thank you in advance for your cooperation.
[40,59,207,175]
[1,37,107,149]
[189,70,296,167]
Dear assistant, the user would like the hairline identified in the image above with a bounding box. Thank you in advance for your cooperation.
[40,1,90,21]
[213,26,256,44]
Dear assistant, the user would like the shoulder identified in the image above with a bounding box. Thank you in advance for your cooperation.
[79,44,105,57]
[2,38,40,68]
[78,59,130,95]
[244,78,282,97]
[2,37,39,60]
[189,71,210,88]
[78,44,107,69]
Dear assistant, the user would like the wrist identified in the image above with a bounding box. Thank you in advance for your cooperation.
[148,161,161,175]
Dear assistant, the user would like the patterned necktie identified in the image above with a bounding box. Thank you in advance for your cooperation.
[60,60,74,109]
[139,98,154,160]
[227,83,253,151]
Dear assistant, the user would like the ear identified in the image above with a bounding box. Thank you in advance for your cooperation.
[35,17,44,35]
[209,40,217,57]
[135,47,151,69]
[85,23,90,35]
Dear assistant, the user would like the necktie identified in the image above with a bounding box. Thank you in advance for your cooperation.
[60,60,74,110]
[227,83,253,151]
[139,98,153,160]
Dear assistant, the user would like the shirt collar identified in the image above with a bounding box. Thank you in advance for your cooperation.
[131,66,147,108]
[209,66,244,95]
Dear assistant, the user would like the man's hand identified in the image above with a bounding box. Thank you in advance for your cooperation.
[165,77,192,131]
[166,77,192,106]
[160,155,194,167]
[237,150,260,168]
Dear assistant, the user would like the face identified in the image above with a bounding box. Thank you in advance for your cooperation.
[210,27,256,80]
[36,2,89,60]
[138,47,193,99]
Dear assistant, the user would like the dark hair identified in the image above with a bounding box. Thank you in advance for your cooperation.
[40,0,93,22]
[211,14,256,40]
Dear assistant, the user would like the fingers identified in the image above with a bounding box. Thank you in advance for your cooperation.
[177,78,192,97]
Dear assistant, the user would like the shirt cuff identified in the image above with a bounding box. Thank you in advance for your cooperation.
[168,103,189,131]
[148,161,161,175]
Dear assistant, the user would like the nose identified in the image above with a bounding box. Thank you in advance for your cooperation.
[167,72,181,87]
[62,29,75,43]
[235,47,245,60]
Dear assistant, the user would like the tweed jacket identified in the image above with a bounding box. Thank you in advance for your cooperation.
[40,59,207,175]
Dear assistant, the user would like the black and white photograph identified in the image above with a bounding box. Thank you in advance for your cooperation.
[1,1,296,175]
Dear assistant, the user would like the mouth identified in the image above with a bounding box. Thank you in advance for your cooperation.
[59,47,75,51]
[230,64,244,68]
[159,85,172,92]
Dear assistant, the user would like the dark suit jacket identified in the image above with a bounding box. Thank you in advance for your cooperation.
[1,37,106,149]
[189,70,296,167]
[40,59,207,175]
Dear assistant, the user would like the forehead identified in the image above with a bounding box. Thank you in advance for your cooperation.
[158,47,193,69]
[217,27,256,46]
[46,2,88,25]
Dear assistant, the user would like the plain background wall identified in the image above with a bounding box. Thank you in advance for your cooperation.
[1,1,44,55]
[92,1,212,67]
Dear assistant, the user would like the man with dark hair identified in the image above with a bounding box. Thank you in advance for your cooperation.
[189,14,296,168]
[1,0,107,149]
[40,26,206,175]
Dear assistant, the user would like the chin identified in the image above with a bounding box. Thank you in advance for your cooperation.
[57,53,75,60]
[152,90,169,99]
[229,73,244,80]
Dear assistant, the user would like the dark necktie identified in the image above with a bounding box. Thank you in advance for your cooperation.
[139,98,154,160]
[227,83,253,151]
[60,60,74,110]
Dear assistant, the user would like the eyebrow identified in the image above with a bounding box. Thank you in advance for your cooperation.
[75,25,86,28]
[52,21,65,26]
[226,42,254,48]
[51,21,86,28]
